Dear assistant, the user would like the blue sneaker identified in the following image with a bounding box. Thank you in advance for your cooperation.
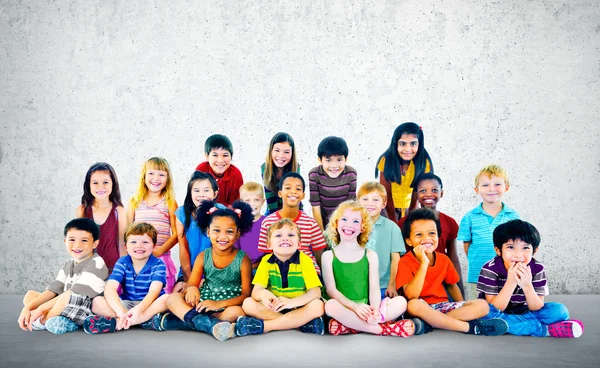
[83,315,116,334]
[411,318,433,335]
[235,316,264,336]
[470,318,509,336]
[140,313,164,331]
[298,317,325,335]
[45,316,79,334]
[160,313,193,331]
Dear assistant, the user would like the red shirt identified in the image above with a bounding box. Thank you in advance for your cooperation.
[398,211,458,254]
[195,162,244,207]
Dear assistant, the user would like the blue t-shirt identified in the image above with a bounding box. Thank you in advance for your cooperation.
[109,255,166,301]
[175,206,212,278]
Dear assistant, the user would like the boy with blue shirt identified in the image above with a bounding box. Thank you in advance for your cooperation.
[83,223,168,333]
[458,164,520,300]
[357,182,403,299]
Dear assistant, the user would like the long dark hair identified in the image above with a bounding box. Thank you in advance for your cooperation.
[182,171,219,235]
[81,162,123,212]
[375,122,433,186]
[263,132,298,193]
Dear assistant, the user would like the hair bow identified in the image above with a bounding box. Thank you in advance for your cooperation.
[233,208,242,218]
[206,207,218,215]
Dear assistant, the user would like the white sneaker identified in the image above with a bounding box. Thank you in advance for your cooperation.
[31,317,46,331]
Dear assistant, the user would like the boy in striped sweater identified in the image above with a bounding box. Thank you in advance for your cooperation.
[308,136,357,231]
[237,219,325,336]
[477,220,583,338]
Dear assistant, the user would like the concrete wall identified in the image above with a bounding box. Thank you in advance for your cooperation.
[0,0,598,294]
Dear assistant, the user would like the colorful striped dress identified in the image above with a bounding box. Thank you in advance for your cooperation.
[134,198,177,293]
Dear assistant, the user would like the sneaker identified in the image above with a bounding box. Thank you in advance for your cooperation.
[140,313,164,331]
[379,319,415,338]
[411,318,433,335]
[328,318,358,335]
[83,315,116,334]
[299,317,325,335]
[548,320,584,338]
[31,317,46,331]
[45,316,79,334]
[235,316,264,336]
[469,318,508,336]
[160,313,193,331]
[212,321,236,342]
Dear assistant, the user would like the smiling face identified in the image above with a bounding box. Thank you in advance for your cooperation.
[278,177,305,208]
[497,239,535,270]
[125,233,155,260]
[191,179,218,207]
[206,148,232,177]
[337,209,364,241]
[90,170,113,201]
[319,155,347,178]
[358,191,386,219]
[240,190,265,218]
[268,224,300,260]
[64,229,98,263]
[144,165,168,194]
[271,142,293,169]
[475,174,509,205]
[208,216,239,251]
[405,219,438,253]
[396,133,419,162]
[416,179,443,209]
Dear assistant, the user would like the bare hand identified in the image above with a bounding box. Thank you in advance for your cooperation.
[366,310,381,325]
[27,309,45,332]
[353,303,374,321]
[515,263,532,287]
[413,245,430,266]
[196,299,222,313]
[18,307,31,331]
[272,297,295,312]
[184,287,201,306]
[385,286,398,298]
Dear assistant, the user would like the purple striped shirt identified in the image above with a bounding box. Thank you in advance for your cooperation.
[476,256,548,314]
[308,165,357,226]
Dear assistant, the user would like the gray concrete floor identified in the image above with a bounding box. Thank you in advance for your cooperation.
[1,295,598,368]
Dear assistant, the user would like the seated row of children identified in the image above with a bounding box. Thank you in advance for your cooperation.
[19,170,583,340]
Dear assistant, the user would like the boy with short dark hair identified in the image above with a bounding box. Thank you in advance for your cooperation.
[195,134,244,207]
[18,218,108,334]
[398,173,464,294]
[397,208,508,336]
[309,136,357,231]
[258,172,327,275]
[83,222,168,333]
[477,219,583,338]
[237,218,325,336]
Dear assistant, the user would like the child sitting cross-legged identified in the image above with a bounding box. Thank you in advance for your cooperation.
[83,222,169,333]
[477,219,584,338]
[236,219,325,336]
[397,208,508,336]
[323,200,414,337]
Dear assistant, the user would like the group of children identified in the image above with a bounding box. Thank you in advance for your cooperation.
[18,123,584,341]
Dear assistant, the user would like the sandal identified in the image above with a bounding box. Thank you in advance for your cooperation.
[328,318,358,335]
[379,319,414,337]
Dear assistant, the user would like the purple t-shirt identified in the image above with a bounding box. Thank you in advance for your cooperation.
[237,215,265,264]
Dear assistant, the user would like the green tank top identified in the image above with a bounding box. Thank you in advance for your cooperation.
[332,249,369,304]
[200,248,245,301]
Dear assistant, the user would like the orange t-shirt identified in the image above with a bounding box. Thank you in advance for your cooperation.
[396,251,459,304]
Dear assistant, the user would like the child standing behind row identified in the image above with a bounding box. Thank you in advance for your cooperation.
[127,157,179,293]
[309,136,357,231]
[76,162,128,272]
[323,201,414,337]
[237,182,267,271]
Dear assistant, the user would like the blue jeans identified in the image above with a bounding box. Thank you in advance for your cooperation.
[483,302,569,337]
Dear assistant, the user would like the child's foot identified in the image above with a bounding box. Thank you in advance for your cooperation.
[410,318,433,335]
[328,318,358,335]
[548,320,584,338]
[31,317,46,331]
[467,318,508,336]
[160,313,193,331]
[379,319,415,337]
[235,316,264,336]
[140,313,164,331]
[83,315,116,334]
[212,321,236,342]
[298,317,325,335]
[45,316,79,334]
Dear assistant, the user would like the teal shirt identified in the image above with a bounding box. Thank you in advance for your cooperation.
[457,202,520,283]
[368,216,404,289]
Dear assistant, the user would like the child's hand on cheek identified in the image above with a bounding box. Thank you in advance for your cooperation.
[515,263,532,287]
[413,245,430,266]
[506,262,519,286]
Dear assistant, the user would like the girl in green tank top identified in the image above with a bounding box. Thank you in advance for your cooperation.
[321,200,415,337]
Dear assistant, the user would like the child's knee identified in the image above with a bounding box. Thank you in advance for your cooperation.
[306,299,325,317]
[23,290,39,304]
[165,292,183,309]
[241,297,257,313]
[544,302,569,321]
[407,299,427,315]
[324,299,342,316]
[467,299,489,314]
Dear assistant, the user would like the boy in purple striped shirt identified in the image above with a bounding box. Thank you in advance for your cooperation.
[309,136,357,231]
[477,220,584,338]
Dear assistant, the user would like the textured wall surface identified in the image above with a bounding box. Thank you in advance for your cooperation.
[0,0,598,294]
